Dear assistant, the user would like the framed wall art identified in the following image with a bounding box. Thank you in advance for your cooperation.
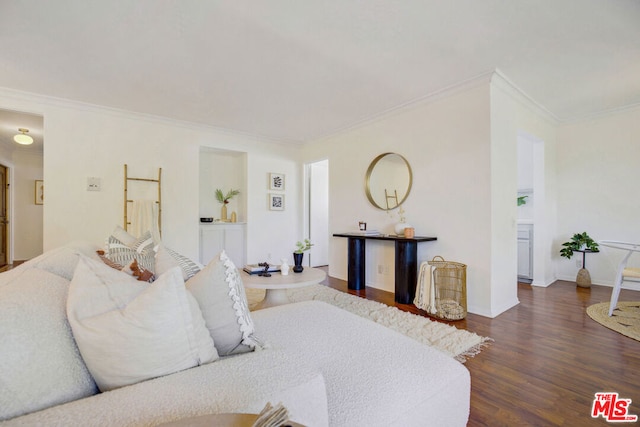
[269,173,285,191]
[269,193,285,211]
[35,180,44,205]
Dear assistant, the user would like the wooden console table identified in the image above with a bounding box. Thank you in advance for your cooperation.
[333,233,437,304]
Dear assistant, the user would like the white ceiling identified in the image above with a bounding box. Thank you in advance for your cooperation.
[1,0,639,145]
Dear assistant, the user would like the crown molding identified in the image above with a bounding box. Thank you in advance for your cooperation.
[308,71,496,143]
[490,69,560,125]
[0,87,299,147]
[557,101,640,125]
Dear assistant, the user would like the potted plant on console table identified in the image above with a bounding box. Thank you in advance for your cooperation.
[293,239,313,273]
[560,231,599,288]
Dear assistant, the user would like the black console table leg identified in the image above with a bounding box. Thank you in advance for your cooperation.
[395,240,418,304]
[347,238,366,290]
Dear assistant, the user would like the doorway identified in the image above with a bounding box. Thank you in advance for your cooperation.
[0,108,44,264]
[517,131,546,287]
[0,164,7,267]
[305,159,329,267]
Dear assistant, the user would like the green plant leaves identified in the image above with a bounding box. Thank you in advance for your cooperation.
[559,232,600,259]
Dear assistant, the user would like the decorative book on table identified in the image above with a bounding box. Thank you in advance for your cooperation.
[351,230,381,236]
[243,264,281,274]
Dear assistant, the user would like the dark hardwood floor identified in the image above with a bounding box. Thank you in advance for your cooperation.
[318,269,640,426]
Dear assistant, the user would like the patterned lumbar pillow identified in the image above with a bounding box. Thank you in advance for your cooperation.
[107,225,138,248]
[67,255,218,392]
[186,251,264,356]
[105,231,155,272]
[154,244,203,281]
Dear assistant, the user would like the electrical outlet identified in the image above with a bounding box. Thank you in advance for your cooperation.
[378,265,384,274]
[576,258,582,268]
[87,177,101,191]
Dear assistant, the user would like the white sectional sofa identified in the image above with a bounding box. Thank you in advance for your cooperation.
[0,242,470,426]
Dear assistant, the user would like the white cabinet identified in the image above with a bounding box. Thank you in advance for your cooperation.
[200,223,246,267]
[517,224,533,281]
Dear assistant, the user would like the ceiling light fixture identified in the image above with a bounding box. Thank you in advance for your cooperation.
[14,128,33,145]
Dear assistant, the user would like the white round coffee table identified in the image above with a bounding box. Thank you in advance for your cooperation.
[241,267,326,309]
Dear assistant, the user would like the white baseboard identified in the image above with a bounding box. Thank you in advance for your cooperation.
[556,275,640,292]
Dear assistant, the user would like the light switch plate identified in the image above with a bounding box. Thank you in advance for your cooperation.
[87,177,101,191]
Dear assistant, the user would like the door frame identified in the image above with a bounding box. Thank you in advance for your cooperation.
[0,162,12,266]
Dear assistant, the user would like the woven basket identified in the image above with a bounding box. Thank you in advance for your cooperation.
[427,256,467,320]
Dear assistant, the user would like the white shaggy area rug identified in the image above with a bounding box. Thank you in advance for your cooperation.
[246,284,492,363]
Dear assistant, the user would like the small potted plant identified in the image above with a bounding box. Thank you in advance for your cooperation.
[293,239,313,273]
[215,189,240,221]
[560,232,599,287]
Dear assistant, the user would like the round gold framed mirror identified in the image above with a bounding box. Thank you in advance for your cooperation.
[365,153,413,210]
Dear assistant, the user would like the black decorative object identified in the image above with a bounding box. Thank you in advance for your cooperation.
[292,253,304,273]
[258,262,272,277]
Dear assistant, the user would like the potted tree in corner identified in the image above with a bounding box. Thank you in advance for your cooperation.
[560,232,599,288]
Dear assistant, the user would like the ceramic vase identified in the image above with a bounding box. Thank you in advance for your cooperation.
[395,222,411,235]
[576,268,591,288]
[221,204,228,221]
[281,258,290,276]
[293,253,304,273]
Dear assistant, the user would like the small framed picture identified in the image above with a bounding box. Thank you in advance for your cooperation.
[269,193,285,211]
[35,180,44,205]
[269,173,285,191]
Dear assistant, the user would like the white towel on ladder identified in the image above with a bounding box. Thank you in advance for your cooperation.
[414,263,437,314]
[130,200,160,241]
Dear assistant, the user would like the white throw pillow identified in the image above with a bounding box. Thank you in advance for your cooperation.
[109,225,138,248]
[0,268,97,421]
[155,244,203,281]
[187,251,263,356]
[67,255,218,392]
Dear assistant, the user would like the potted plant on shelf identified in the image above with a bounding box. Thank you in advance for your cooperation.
[293,239,313,273]
[215,189,240,221]
[560,232,599,288]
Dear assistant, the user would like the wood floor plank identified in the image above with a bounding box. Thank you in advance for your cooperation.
[319,270,640,426]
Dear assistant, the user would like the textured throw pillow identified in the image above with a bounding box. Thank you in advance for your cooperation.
[186,250,263,356]
[109,225,138,248]
[105,231,155,272]
[0,269,97,421]
[155,244,203,281]
[67,256,218,392]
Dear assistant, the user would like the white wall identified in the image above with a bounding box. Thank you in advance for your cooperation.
[492,72,559,290]
[489,76,520,315]
[301,71,559,317]
[0,88,302,264]
[12,150,44,259]
[302,79,498,315]
[556,107,640,290]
